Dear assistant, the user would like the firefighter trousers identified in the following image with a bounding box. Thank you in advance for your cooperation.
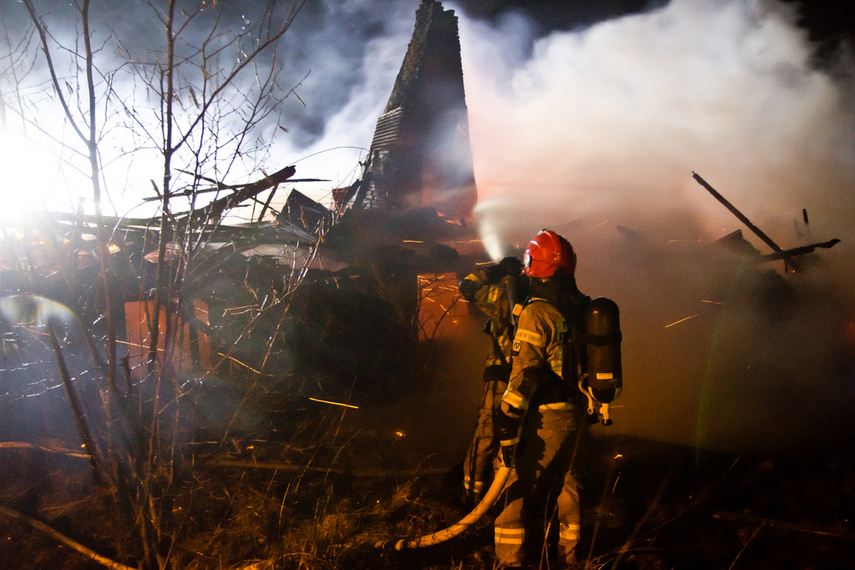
[463,378,507,503]
[494,403,588,567]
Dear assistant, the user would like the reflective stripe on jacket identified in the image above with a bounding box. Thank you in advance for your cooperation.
[504,298,569,413]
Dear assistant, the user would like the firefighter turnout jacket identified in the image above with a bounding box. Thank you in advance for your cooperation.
[459,264,520,503]
[459,267,517,368]
[494,291,590,567]
[503,298,578,414]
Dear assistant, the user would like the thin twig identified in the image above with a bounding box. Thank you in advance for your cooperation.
[0,506,135,570]
[728,522,764,570]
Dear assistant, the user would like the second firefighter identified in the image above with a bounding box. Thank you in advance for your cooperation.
[458,256,525,505]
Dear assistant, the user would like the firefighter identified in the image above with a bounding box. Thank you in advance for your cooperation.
[458,255,525,505]
[493,229,591,569]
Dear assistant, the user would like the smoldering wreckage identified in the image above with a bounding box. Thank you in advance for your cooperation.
[1,2,854,569]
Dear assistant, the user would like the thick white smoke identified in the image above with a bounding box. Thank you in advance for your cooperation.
[453,0,855,452]
[267,17,415,205]
[459,0,853,247]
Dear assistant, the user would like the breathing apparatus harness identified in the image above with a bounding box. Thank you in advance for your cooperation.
[526,262,623,428]
[521,275,624,426]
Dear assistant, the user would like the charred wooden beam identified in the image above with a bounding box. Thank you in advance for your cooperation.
[759,238,840,262]
[142,172,326,202]
[692,172,799,272]
[188,164,296,223]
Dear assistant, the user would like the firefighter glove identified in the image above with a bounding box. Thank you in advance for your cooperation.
[499,440,517,468]
[499,256,523,277]
[484,264,506,284]
[458,278,479,302]
[494,404,523,442]
[485,257,523,283]
[495,405,522,468]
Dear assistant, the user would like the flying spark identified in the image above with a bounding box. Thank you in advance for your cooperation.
[308,397,359,409]
[665,314,699,328]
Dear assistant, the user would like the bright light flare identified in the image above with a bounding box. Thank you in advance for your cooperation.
[0,294,76,327]
[0,133,66,221]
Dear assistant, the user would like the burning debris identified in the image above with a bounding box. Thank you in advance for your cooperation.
[693,172,840,273]
[0,0,488,413]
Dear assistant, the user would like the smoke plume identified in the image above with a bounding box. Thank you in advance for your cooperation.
[454,0,855,452]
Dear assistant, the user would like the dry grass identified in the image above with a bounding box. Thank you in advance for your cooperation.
[2,377,855,570]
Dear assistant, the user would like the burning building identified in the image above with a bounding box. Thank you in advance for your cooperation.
[315,0,484,347]
[340,0,477,222]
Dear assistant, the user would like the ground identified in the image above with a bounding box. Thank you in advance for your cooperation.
[1,373,854,569]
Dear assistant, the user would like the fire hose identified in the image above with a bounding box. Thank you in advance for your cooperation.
[374,464,512,550]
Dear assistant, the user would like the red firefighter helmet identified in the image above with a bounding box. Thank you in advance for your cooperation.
[523,229,576,278]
